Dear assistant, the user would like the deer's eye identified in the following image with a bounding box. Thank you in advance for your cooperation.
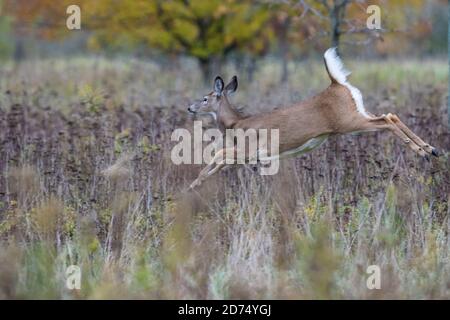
[202,97,208,104]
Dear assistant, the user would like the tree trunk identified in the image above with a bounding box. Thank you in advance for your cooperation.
[246,55,256,82]
[331,16,340,49]
[199,58,211,84]
[330,0,349,51]
[14,37,25,62]
[279,18,291,83]
[199,56,222,84]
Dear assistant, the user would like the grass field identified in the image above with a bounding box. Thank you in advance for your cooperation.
[0,56,448,299]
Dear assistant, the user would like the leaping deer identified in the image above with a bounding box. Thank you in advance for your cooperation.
[187,48,439,189]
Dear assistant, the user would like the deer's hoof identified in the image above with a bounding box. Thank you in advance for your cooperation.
[431,148,440,157]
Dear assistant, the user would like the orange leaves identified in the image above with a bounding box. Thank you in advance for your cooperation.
[3,0,75,38]
[0,0,442,57]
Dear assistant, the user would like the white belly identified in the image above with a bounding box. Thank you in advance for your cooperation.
[258,134,329,161]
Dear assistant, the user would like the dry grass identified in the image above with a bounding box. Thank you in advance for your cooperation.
[0,56,448,299]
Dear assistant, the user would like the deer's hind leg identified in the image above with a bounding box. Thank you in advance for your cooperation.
[363,114,430,158]
[387,113,439,157]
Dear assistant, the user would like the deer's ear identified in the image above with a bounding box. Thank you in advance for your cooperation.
[214,76,224,95]
[225,76,238,95]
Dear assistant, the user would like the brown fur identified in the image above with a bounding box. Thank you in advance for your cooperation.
[188,63,439,190]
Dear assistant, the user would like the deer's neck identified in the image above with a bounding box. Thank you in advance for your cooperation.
[218,97,241,128]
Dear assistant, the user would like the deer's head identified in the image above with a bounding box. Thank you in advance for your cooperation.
[188,76,238,119]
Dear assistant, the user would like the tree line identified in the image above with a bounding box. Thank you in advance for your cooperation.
[1,0,446,81]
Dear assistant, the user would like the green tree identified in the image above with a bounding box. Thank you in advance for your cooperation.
[82,0,271,81]
[0,0,13,59]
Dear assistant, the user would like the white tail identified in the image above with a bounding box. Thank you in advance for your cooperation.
[324,48,369,118]
[324,47,351,84]
[188,49,439,189]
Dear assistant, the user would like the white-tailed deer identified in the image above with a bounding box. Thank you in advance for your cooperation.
[187,48,439,189]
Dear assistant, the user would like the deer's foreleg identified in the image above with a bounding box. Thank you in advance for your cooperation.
[189,147,237,190]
